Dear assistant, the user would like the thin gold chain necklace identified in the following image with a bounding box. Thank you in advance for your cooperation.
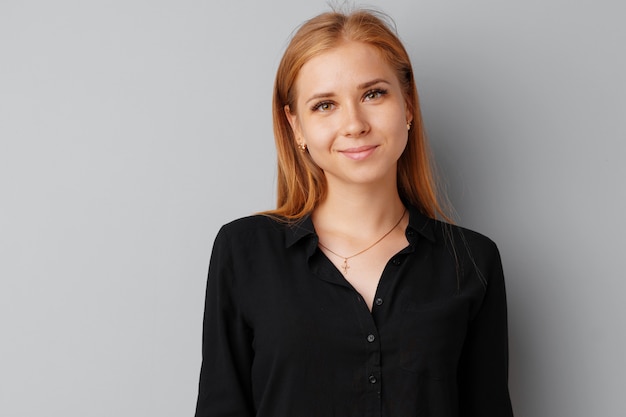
[318,208,406,275]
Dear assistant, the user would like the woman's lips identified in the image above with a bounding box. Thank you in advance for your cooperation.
[339,145,378,161]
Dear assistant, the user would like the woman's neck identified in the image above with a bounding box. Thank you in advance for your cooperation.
[312,181,406,240]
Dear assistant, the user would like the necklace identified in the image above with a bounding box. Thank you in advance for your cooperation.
[318,208,406,275]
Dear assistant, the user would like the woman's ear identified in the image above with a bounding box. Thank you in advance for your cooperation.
[285,105,306,152]
[405,104,413,127]
[284,105,301,138]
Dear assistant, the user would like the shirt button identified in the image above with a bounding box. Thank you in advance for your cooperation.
[406,230,415,236]
[375,298,383,306]
[392,258,402,266]
[369,375,377,384]
[367,334,375,342]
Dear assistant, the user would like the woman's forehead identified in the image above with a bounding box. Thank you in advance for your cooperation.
[294,42,398,97]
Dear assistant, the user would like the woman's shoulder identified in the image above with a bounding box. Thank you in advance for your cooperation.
[215,214,302,245]
[422,216,501,263]
[218,214,285,235]
[408,206,498,253]
[422,217,505,289]
[445,221,498,250]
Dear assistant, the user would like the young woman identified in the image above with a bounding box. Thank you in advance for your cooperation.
[195,9,513,417]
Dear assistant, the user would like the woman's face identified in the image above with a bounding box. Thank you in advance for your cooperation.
[286,40,412,190]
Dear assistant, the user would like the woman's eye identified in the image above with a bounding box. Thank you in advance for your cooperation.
[364,89,388,101]
[312,101,334,112]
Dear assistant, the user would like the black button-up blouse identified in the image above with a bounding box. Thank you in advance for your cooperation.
[195,205,514,417]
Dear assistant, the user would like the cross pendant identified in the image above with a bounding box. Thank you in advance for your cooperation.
[341,258,350,274]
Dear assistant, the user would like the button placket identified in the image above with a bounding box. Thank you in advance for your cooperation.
[359,311,381,398]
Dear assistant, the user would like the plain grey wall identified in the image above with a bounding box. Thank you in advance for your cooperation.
[1,0,624,416]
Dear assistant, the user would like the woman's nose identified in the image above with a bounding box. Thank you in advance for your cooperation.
[341,104,370,138]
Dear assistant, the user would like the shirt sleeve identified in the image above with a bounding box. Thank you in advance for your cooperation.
[195,227,255,417]
[457,243,514,416]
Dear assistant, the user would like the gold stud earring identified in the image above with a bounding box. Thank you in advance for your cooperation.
[298,143,307,152]
[407,121,412,130]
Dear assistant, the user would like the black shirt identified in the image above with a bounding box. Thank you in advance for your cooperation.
[195,205,513,417]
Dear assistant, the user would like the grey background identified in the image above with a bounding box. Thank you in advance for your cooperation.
[1,0,624,416]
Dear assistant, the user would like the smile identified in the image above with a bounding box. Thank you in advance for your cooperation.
[339,145,378,161]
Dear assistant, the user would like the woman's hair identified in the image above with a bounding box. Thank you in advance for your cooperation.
[263,9,452,222]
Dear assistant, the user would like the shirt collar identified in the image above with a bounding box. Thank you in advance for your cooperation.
[284,203,436,249]
[285,214,317,248]
[406,204,436,243]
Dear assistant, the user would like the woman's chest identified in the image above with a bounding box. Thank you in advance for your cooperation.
[237,255,476,375]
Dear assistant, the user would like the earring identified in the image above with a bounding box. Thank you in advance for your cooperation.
[298,142,307,152]
[406,121,412,130]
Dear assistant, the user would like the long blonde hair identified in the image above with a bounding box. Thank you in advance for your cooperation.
[263,9,452,222]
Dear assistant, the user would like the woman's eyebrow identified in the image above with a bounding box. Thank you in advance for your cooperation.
[305,79,391,105]
[305,92,334,105]
[357,78,390,89]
